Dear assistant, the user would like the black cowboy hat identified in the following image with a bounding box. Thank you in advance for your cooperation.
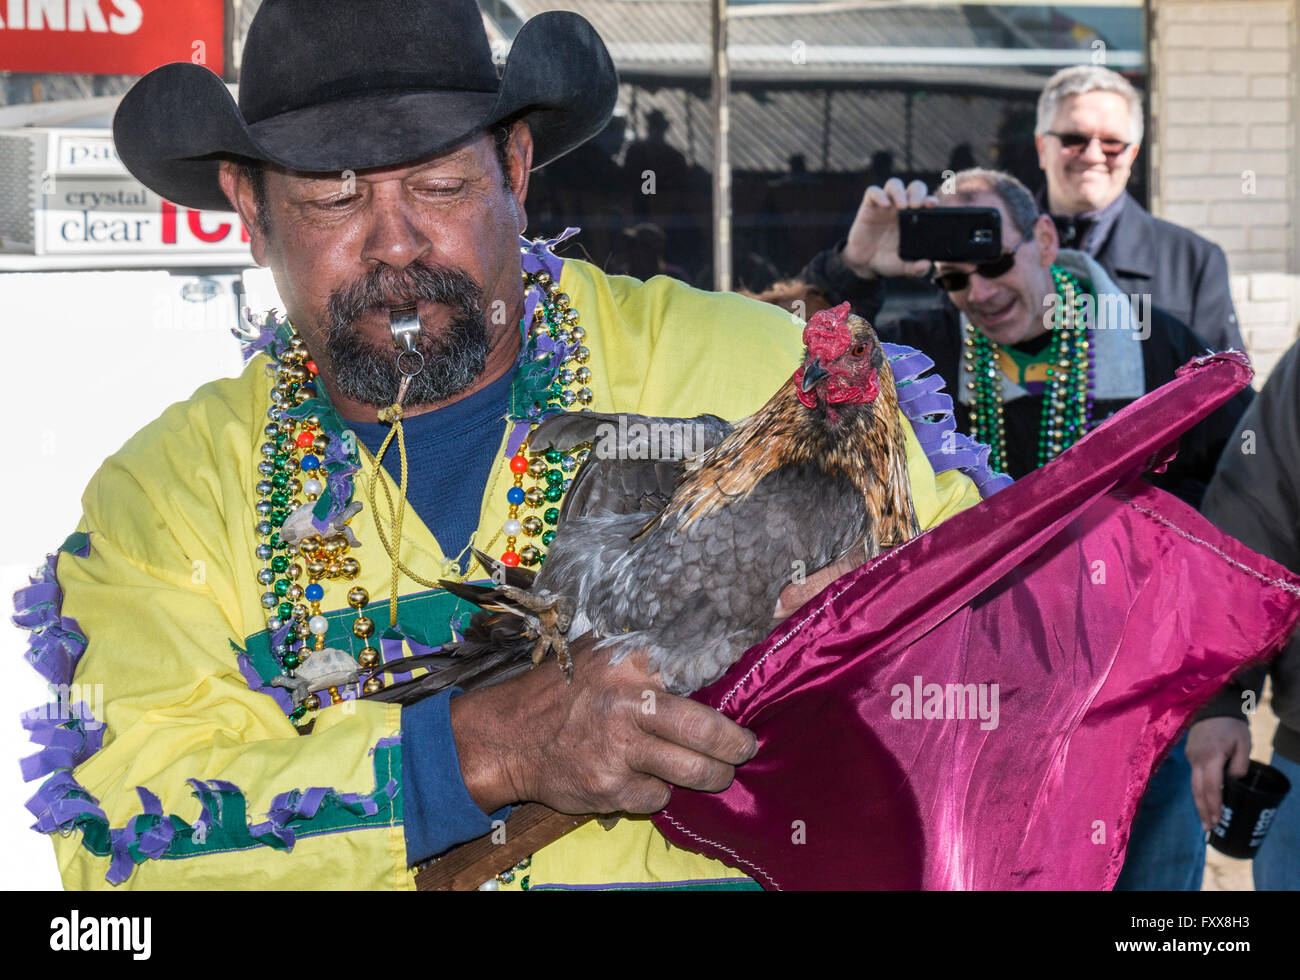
[113,0,618,212]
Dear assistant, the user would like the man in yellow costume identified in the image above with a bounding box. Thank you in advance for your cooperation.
[16,0,980,889]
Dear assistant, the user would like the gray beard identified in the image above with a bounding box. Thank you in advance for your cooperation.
[324,264,491,407]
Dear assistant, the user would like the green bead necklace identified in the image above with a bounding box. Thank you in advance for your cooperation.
[964,265,1095,474]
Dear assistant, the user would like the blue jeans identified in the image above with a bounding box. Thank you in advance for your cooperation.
[1252,750,1300,890]
[1114,733,1206,890]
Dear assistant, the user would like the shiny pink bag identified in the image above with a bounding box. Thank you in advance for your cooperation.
[653,352,1300,890]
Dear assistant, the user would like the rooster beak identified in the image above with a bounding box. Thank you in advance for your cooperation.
[801,358,829,392]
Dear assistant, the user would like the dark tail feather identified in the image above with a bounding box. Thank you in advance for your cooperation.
[361,634,535,704]
[439,578,498,606]
[469,548,535,589]
[363,571,537,704]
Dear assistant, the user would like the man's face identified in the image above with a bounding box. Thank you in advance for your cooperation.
[222,125,531,414]
[932,190,1057,348]
[1035,91,1138,214]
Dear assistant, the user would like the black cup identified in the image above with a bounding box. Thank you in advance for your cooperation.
[1208,760,1291,859]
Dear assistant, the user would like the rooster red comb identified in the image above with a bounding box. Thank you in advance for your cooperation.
[802,302,854,361]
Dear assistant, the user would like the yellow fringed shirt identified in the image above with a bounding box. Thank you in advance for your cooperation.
[43,259,980,889]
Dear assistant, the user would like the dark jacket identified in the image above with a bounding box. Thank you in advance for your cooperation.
[802,245,1253,509]
[1060,192,1244,354]
[1199,339,1300,760]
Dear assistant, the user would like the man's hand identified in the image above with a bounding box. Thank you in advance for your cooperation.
[773,554,862,620]
[841,177,939,280]
[1186,717,1252,830]
[449,634,758,815]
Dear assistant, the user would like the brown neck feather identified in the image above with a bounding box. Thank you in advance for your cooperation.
[651,363,916,540]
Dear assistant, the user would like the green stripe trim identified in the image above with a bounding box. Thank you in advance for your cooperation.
[72,741,403,865]
[242,587,487,687]
[59,531,90,556]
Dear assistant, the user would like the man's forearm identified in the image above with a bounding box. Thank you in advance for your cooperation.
[401,689,511,864]
[448,681,525,816]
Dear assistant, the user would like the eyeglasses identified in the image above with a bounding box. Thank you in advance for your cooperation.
[1048,131,1132,157]
[932,238,1028,292]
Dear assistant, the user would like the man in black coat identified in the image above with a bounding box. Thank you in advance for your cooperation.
[1194,338,1300,890]
[802,169,1253,891]
[1034,65,1244,354]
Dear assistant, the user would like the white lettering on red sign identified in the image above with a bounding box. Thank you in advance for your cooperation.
[0,0,143,34]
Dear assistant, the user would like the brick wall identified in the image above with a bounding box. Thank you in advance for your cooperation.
[1151,0,1298,380]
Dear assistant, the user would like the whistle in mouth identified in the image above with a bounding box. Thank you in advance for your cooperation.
[388,304,420,354]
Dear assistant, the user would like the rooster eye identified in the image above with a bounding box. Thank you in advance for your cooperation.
[852,344,867,357]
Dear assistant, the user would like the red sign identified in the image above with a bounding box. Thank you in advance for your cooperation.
[0,1,225,76]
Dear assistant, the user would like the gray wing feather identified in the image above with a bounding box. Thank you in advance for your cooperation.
[537,464,869,693]
[532,412,734,522]
[532,411,732,457]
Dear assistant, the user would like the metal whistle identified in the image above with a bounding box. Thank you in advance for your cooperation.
[388,305,425,398]
[388,304,421,355]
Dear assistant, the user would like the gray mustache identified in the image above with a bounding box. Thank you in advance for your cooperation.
[326,264,482,329]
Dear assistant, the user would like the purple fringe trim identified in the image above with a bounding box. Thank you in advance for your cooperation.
[532,330,577,377]
[236,651,295,716]
[106,787,178,884]
[232,308,285,364]
[20,702,104,780]
[379,634,415,686]
[13,555,88,687]
[29,755,398,885]
[520,228,576,327]
[252,786,330,847]
[13,543,123,879]
[882,342,1013,499]
[506,419,532,458]
[238,309,358,533]
[13,544,114,846]
[249,775,399,850]
[14,538,400,883]
[315,433,361,533]
[26,770,106,833]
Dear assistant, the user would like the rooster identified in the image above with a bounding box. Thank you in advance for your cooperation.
[371,302,919,701]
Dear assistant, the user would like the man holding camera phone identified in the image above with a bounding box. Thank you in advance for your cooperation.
[801,168,1252,889]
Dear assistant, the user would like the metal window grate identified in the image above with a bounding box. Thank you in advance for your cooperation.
[0,134,34,248]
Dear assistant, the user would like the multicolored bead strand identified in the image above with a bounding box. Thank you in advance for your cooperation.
[254,261,601,717]
[500,269,595,568]
[964,327,1008,474]
[1037,267,1095,466]
[964,265,1096,475]
[257,330,376,721]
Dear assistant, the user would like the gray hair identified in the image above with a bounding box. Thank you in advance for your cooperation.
[1036,65,1143,145]
[944,168,1040,239]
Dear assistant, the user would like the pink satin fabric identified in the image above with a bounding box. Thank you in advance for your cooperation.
[653,352,1300,890]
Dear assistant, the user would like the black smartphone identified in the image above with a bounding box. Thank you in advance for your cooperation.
[898,207,1002,262]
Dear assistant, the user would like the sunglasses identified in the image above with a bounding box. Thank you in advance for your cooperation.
[1048,131,1132,157]
[932,239,1027,292]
